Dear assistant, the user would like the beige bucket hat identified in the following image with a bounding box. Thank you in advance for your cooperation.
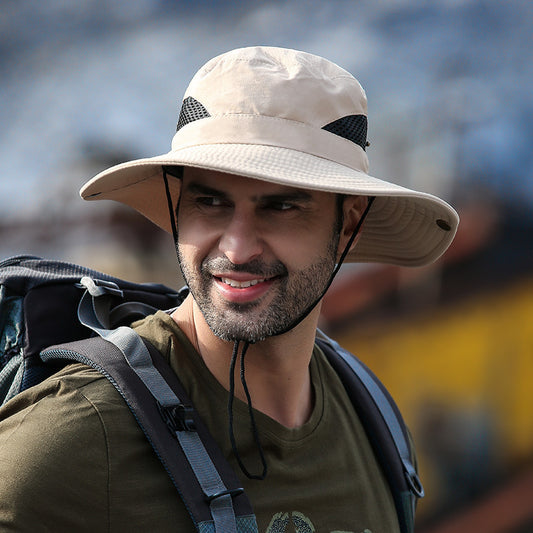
[80,46,459,266]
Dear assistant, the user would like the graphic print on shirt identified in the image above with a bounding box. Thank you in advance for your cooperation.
[265,511,372,533]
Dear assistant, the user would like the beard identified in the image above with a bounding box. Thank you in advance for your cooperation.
[176,235,339,343]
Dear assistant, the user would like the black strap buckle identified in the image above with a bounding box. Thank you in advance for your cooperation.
[158,402,196,432]
[205,487,245,504]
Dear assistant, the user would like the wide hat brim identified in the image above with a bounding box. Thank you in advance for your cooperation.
[80,142,459,267]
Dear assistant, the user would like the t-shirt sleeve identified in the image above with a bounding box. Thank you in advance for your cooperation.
[0,378,109,532]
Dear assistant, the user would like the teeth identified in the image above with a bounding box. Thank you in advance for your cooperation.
[221,278,266,288]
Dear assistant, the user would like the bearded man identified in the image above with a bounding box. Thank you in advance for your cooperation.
[0,46,458,532]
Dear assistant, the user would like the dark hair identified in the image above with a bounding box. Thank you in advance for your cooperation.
[334,194,347,235]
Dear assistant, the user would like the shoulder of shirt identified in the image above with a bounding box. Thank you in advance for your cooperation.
[0,361,121,418]
[132,309,193,364]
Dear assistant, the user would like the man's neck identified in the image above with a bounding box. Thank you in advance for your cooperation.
[171,295,319,428]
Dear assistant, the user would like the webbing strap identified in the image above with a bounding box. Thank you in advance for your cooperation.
[77,282,239,533]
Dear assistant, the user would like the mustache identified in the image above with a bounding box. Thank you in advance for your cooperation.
[202,256,288,278]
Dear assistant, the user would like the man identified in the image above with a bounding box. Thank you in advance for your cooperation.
[0,47,458,532]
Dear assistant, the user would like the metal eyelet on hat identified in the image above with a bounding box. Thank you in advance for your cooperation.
[436,219,452,231]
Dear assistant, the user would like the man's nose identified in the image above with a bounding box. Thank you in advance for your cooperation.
[218,211,263,265]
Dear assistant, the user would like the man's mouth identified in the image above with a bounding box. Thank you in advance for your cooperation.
[219,277,267,289]
[212,274,280,304]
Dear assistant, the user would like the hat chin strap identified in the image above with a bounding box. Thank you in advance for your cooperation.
[162,165,375,338]
[226,196,375,481]
[163,166,375,480]
[228,339,268,480]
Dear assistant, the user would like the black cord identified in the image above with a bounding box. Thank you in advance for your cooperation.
[225,197,375,481]
[332,196,375,281]
[162,167,375,482]
[162,167,179,245]
[228,340,268,480]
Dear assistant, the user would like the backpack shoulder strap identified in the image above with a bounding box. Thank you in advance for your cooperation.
[315,329,424,533]
[41,334,256,533]
[41,279,258,533]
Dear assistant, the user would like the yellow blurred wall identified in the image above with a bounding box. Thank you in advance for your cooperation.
[337,276,533,515]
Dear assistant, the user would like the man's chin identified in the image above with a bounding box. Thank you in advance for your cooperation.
[199,302,278,343]
[207,322,266,344]
[196,287,288,342]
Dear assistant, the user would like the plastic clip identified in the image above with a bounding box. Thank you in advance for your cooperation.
[78,277,124,298]
[205,487,245,503]
[158,402,196,433]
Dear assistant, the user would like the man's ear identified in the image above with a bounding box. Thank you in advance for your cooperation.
[338,195,369,259]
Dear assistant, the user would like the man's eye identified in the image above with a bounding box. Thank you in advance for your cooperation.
[267,201,296,211]
[196,196,224,207]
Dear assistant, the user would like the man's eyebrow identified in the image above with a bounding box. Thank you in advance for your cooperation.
[184,182,229,198]
[260,190,314,203]
[183,181,314,203]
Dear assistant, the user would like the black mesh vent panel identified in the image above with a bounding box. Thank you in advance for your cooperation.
[176,96,210,131]
[322,115,368,150]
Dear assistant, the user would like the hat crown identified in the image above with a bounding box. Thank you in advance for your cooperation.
[183,46,368,130]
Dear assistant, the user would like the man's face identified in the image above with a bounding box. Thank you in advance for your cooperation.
[176,168,344,343]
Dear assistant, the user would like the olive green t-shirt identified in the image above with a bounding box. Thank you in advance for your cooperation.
[0,311,399,532]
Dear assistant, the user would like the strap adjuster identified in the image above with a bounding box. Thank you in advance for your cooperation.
[205,487,245,503]
[158,402,196,432]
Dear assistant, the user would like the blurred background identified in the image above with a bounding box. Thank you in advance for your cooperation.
[1,1,532,530]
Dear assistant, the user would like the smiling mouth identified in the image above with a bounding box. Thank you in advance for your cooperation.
[219,277,268,288]
[211,271,284,304]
